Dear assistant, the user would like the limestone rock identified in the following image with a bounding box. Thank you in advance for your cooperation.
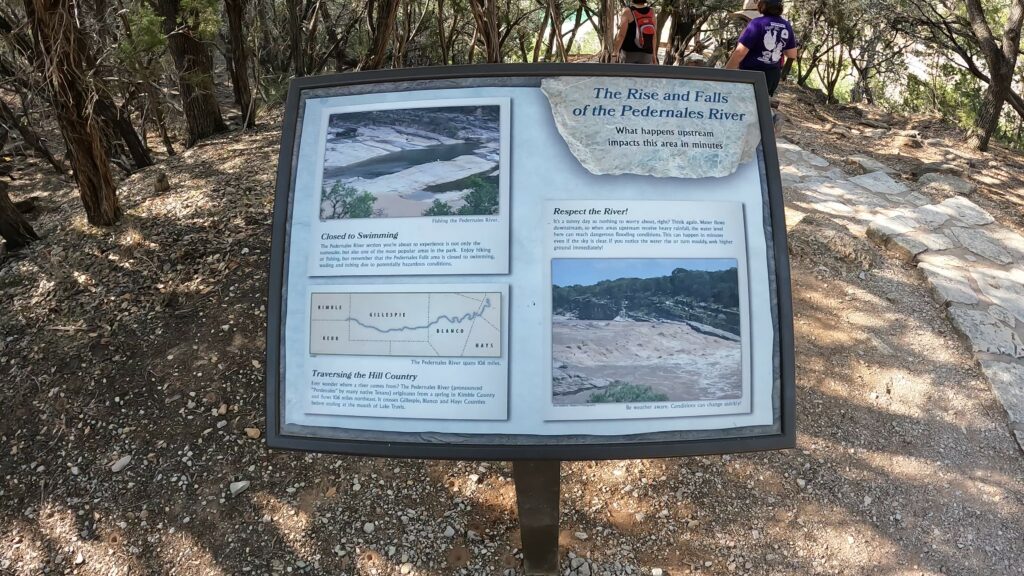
[850,171,909,196]
[913,162,962,179]
[918,173,976,197]
[947,227,1013,265]
[971,267,1024,324]
[846,155,895,175]
[901,205,950,230]
[866,216,916,243]
[229,480,251,497]
[919,263,979,305]
[540,77,761,178]
[937,197,994,226]
[978,361,1024,432]
[947,306,1024,358]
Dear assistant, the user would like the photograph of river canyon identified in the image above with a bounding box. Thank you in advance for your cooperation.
[551,258,743,406]
[319,104,502,219]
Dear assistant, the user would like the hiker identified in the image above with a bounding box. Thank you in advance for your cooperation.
[724,0,799,96]
[613,0,659,64]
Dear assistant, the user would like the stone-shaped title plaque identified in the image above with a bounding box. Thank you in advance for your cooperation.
[541,76,760,179]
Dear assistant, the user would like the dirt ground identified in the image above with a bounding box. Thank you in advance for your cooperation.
[2,86,1024,576]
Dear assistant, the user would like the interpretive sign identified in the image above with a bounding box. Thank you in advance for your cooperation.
[267,64,795,459]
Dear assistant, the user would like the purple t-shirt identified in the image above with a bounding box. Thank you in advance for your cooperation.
[738,16,798,71]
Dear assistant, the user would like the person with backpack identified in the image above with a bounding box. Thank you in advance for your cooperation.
[613,0,659,64]
[724,0,799,96]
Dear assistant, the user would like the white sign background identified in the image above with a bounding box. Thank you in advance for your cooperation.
[283,83,776,436]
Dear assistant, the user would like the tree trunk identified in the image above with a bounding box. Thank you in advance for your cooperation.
[157,0,227,148]
[599,0,615,63]
[0,181,38,250]
[23,0,120,225]
[468,0,502,63]
[225,0,255,127]
[286,0,304,75]
[93,97,154,170]
[0,125,38,250]
[360,0,401,69]
[0,99,62,173]
[969,84,1007,151]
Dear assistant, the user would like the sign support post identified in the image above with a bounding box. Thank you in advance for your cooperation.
[512,460,562,575]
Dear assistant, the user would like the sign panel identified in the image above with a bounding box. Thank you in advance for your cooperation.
[267,64,795,459]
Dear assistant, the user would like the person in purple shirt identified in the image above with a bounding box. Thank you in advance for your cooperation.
[725,0,799,96]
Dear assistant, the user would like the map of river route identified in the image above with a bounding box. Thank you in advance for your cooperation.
[309,292,502,358]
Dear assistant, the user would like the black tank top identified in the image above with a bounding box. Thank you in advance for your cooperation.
[623,6,655,54]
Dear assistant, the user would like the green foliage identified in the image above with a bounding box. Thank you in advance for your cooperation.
[902,68,983,130]
[423,199,455,216]
[455,175,498,215]
[180,0,221,40]
[553,266,741,335]
[322,182,377,219]
[588,382,669,404]
[117,3,165,61]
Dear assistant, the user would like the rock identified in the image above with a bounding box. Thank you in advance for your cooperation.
[937,197,994,226]
[575,531,589,540]
[919,263,979,305]
[863,128,889,138]
[796,478,807,489]
[858,118,890,130]
[110,455,131,473]
[866,216,916,244]
[918,173,976,197]
[829,124,855,138]
[971,267,1024,324]
[913,162,963,179]
[947,227,1013,265]
[947,306,1024,358]
[888,234,928,261]
[895,129,922,138]
[570,297,618,320]
[896,136,923,149]
[74,552,84,565]
[244,427,261,439]
[443,525,456,538]
[362,522,375,534]
[901,205,950,230]
[541,76,760,178]
[978,361,1024,433]
[400,563,413,575]
[850,171,909,196]
[229,480,251,497]
[846,155,895,174]
[652,569,664,576]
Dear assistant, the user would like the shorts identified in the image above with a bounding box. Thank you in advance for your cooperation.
[620,50,654,64]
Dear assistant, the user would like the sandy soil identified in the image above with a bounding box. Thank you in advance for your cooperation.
[552,317,742,405]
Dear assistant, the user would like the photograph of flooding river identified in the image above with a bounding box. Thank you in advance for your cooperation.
[551,258,743,406]
[319,105,501,219]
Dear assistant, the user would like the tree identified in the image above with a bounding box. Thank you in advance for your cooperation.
[964,0,1024,151]
[23,0,121,225]
[360,0,401,69]
[0,126,38,250]
[224,0,255,126]
[155,0,227,147]
[900,0,1024,150]
[321,182,377,219]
